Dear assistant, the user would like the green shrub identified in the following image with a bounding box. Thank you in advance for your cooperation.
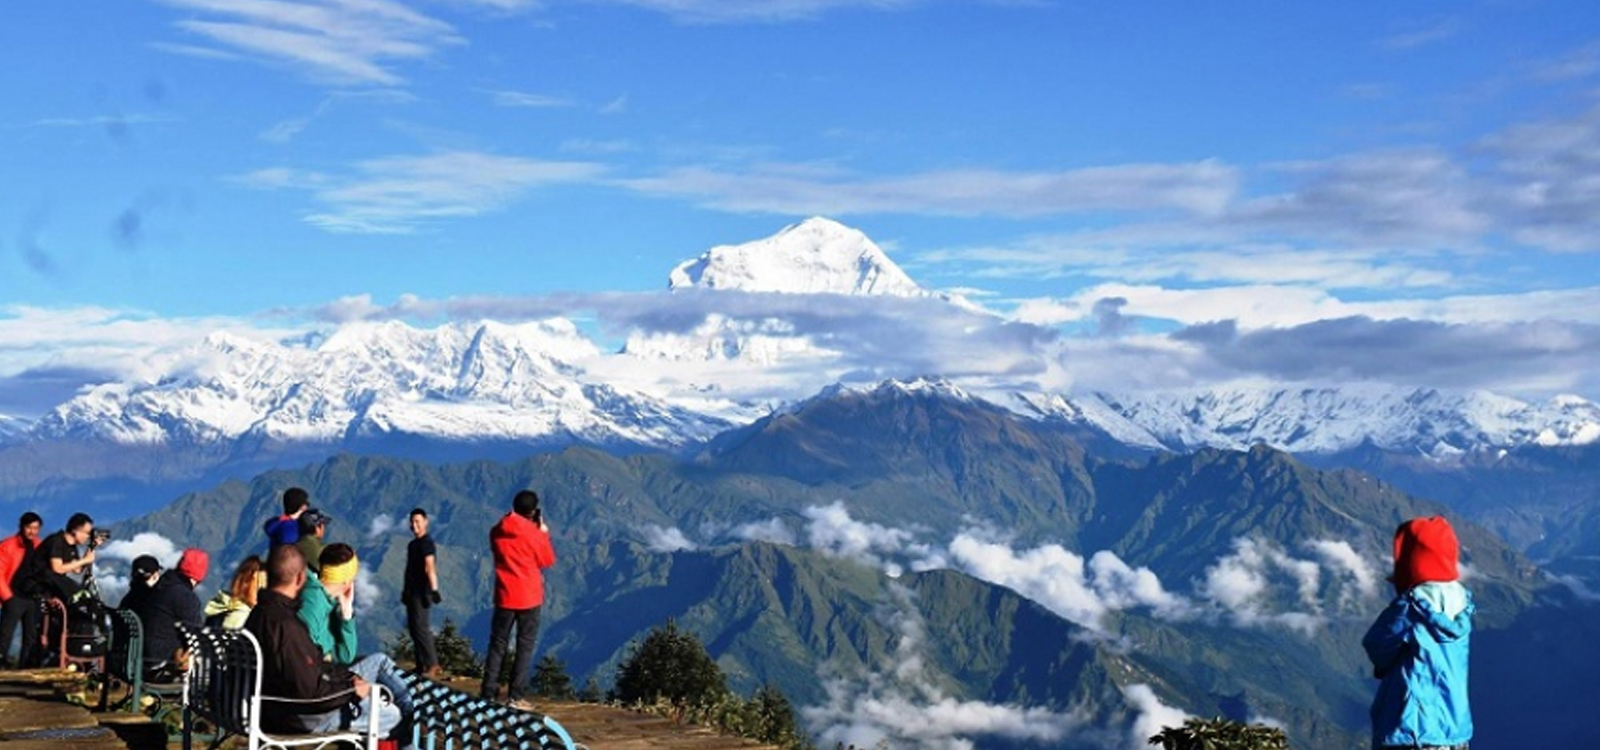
[1148,717,1290,750]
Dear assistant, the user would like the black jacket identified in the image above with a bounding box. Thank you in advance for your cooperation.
[243,589,355,732]
[120,573,202,667]
[20,531,80,600]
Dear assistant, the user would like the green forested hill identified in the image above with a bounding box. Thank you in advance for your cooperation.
[112,385,1565,749]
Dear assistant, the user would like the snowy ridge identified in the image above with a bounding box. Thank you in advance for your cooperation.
[32,319,726,449]
[779,377,977,417]
[1014,385,1600,455]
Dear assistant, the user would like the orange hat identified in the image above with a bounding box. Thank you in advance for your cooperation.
[1392,516,1459,592]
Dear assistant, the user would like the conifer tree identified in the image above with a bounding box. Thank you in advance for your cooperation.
[532,654,575,699]
[613,619,727,706]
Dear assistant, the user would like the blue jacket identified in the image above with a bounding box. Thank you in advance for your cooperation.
[1362,581,1474,749]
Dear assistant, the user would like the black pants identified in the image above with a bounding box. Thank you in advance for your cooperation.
[480,606,540,701]
[0,596,39,668]
[404,597,437,672]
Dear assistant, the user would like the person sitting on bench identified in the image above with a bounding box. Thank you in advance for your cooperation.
[244,545,401,742]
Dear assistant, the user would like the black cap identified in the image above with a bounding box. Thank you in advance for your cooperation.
[131,555,162,578]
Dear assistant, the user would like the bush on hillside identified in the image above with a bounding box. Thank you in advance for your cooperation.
[1149,717,1290,750]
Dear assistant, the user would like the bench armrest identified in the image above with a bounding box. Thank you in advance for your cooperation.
[260,685,392,741]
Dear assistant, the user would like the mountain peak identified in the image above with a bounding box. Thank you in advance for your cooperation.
[667,217,925,296]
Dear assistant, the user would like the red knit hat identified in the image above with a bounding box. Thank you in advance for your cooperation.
[176,548,210,584]
[1392,516,1459,592]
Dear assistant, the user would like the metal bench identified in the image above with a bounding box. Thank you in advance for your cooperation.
[399,671,577,750]
[177,622,392,750]
[102,608,185,725]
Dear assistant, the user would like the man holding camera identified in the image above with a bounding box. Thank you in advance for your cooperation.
[480,490,556,709]
[26,513,98,602]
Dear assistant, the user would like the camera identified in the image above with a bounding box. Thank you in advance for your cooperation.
[88,528,112,549]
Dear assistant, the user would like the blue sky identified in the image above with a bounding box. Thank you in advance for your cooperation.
[4,0,1600,413]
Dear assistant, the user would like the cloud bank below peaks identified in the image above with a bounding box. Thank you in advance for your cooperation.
[657,503,1386,637]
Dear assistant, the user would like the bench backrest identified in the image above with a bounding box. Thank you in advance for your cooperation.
[400,672,575,750]
[176,621,259,738]
[107,608,143,684]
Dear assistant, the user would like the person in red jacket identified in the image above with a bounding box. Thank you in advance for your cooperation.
[0,512,42,668]
[480,490,556,708]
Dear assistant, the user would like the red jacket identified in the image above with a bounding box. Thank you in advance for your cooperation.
[0,534,29,602]
[490,512,556,610]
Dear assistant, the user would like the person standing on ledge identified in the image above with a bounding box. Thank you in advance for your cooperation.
[0,512,42,668]
[1363,516,1474,750]
[480,490,556,709]
[401,507,442,678]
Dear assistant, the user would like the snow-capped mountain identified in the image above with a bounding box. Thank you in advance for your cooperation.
[624,217,967,364]
[668,216,927,296]
[1013,385,1600,455]
[30,319,728,449]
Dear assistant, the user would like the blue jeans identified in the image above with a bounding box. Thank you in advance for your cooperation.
[481,606,541,701]
[349,652,414,717]
[294,686,402,745]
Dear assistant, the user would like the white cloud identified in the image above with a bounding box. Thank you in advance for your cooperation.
[803,586,1088,750]
[154,0,462,86]
[367,513,398,539]
[642,524,697,553]
[946,535,1190,632]
[353,567,382,616]
[1196,537,1384,633]
[239,151,604,233]
[93,531,183,605]
[732,517,797,546]
[1121,684,1191,750]
[803,501,916,569]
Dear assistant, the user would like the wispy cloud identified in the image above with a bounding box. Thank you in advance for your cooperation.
[1529,40,1600,82]
[484,89,574,108]
[25,113,177,129]
[596,0,920,24]
[1379,18,1462,50]
[259,89,415,144]
[236,151,604,233]
[621,160,1239,217]
[153,0,462,85]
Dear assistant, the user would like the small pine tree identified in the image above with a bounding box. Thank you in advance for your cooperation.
[436,620,486,678]
[1148,717,1289,750]
[532,654,575,700]
[385,620,485,677]
[613,619,728,707]
[576,676,603,703]
[747,682,806,747]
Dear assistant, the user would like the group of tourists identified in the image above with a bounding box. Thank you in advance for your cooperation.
[0,486,557,748]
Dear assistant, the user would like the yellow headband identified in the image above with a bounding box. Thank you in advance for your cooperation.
[319,555,359,585]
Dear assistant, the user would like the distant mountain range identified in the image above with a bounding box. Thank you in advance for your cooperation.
[0,217,1596,536]
[108,381,1594,749]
